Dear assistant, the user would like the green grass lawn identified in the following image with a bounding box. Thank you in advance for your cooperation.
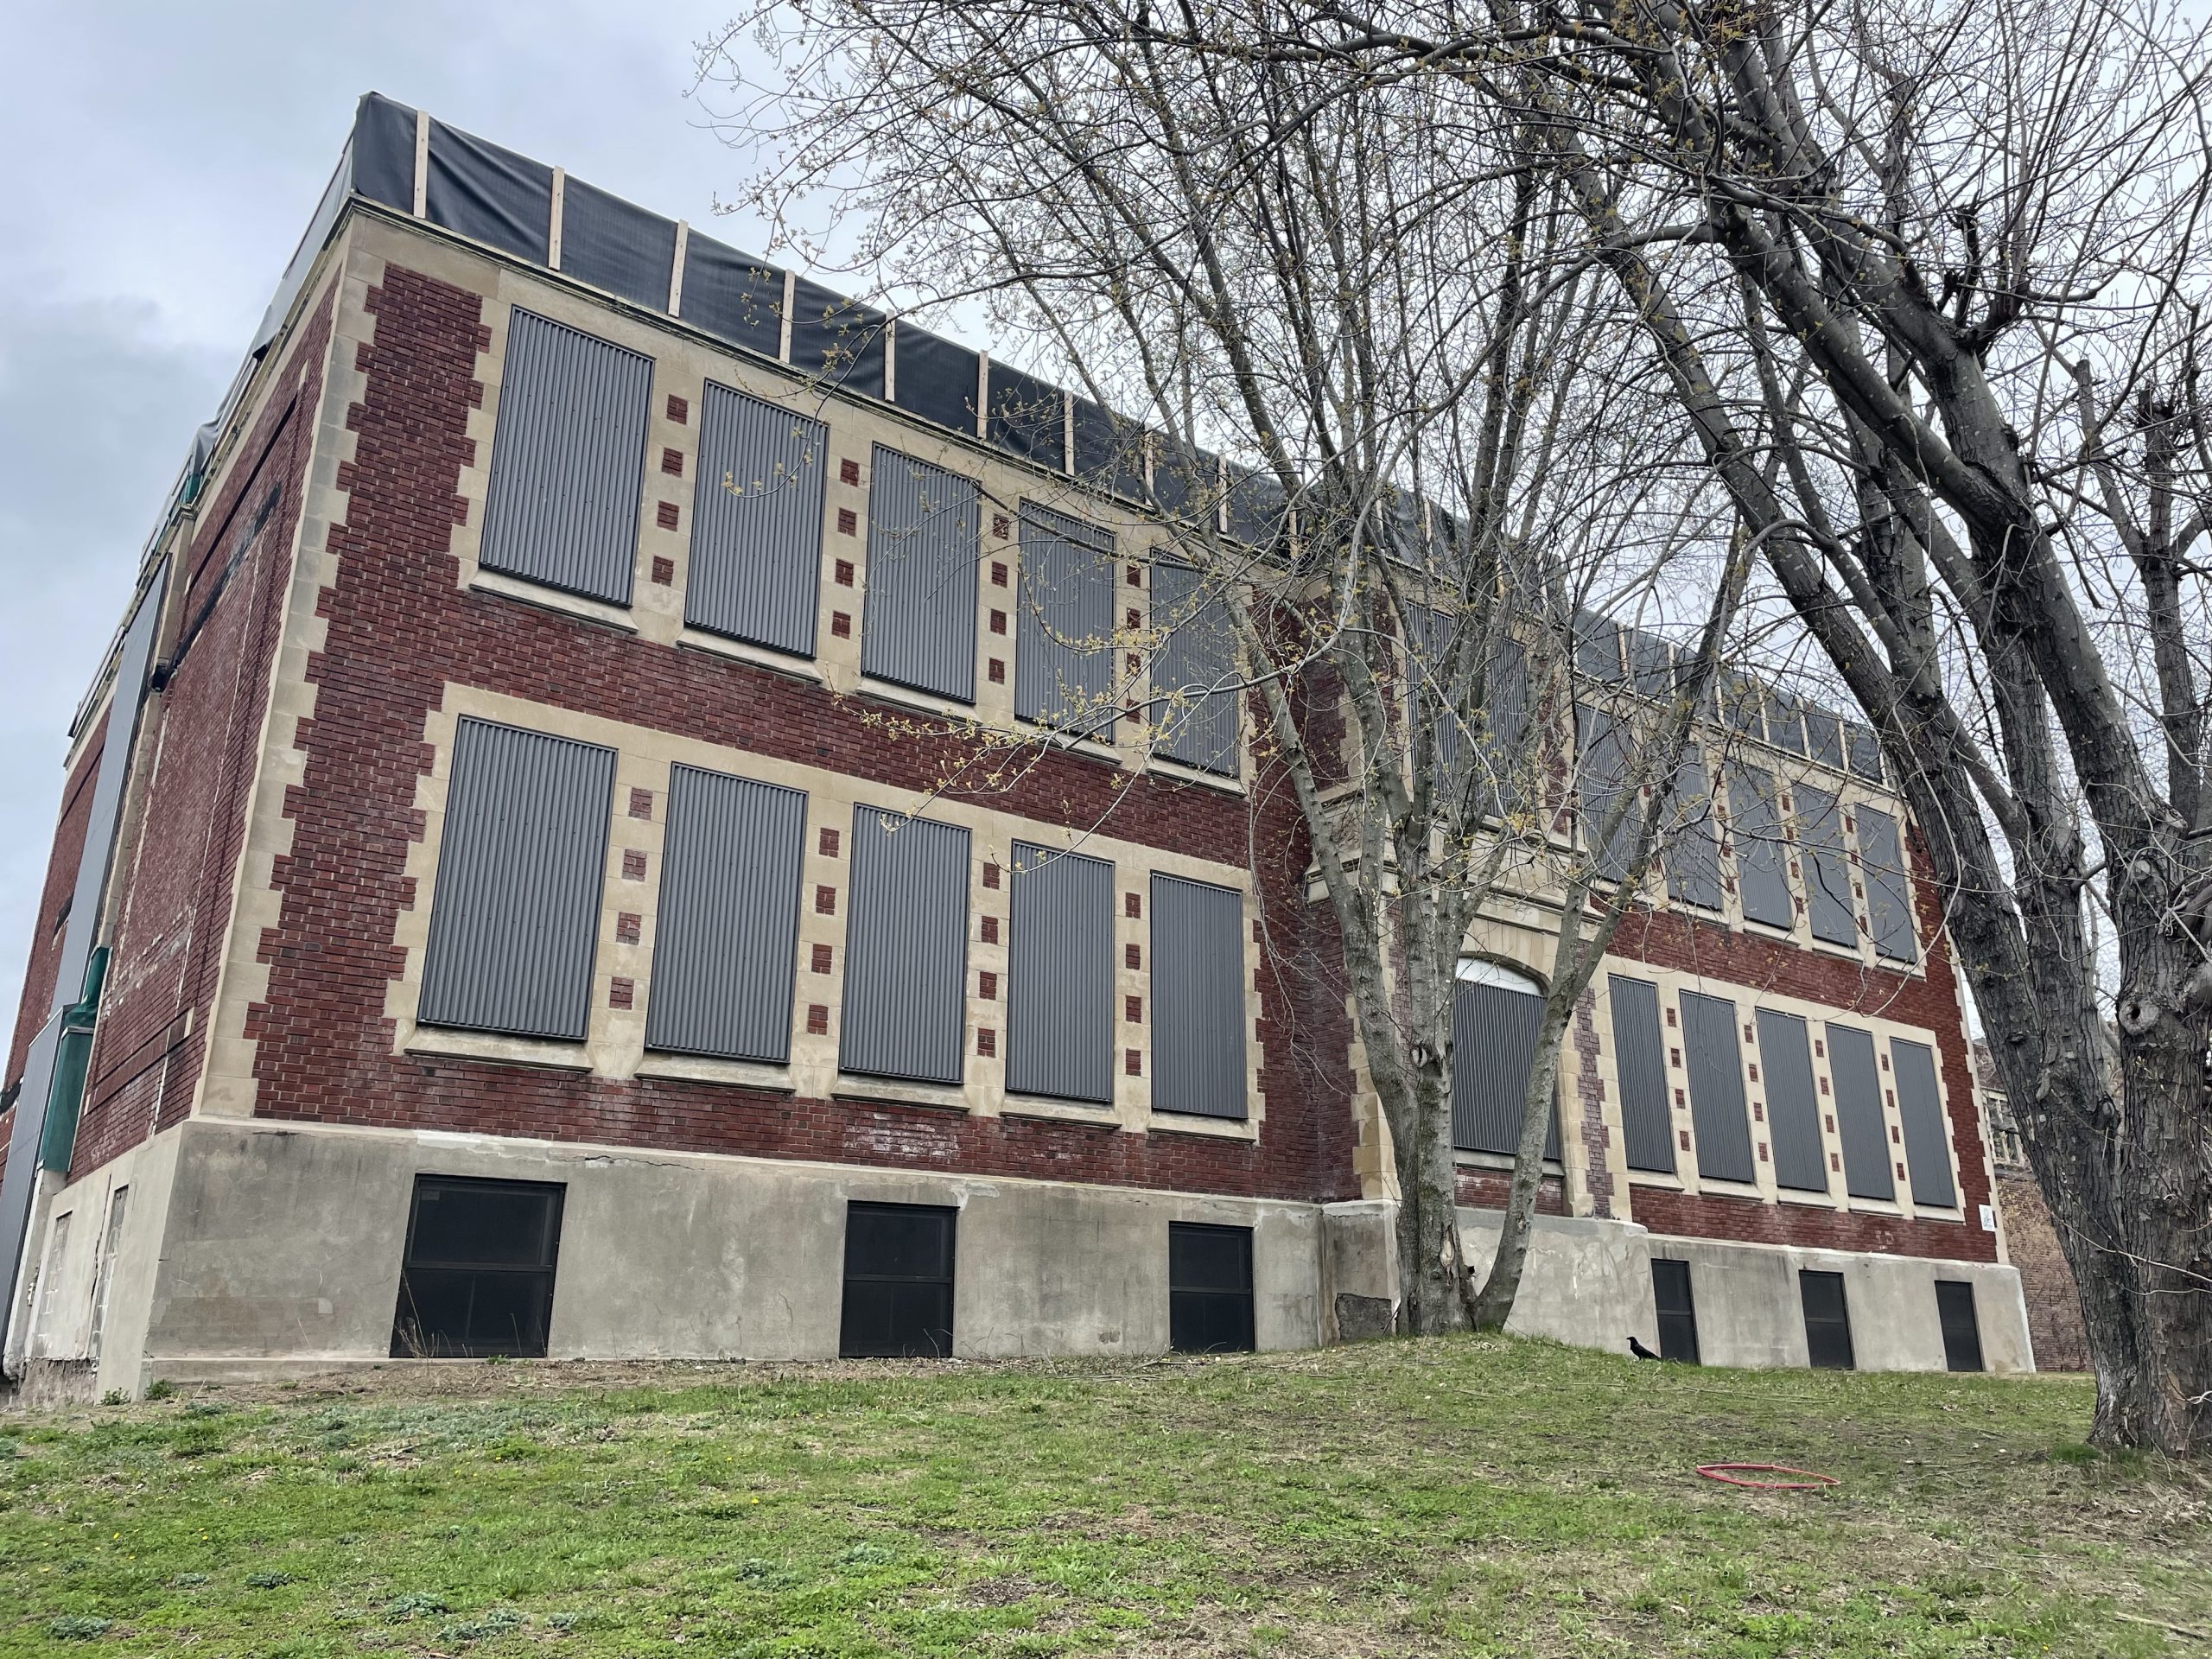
[0,1336,2203,1656]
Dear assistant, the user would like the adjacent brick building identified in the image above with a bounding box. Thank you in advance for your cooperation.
[0,96,2030,1397]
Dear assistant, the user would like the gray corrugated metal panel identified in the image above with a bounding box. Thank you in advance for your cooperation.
[560,176,678,311]
[988,364,1066,468]
[839,806,971,1084]
[1451,978,1560,1158]
[1764,689,1808,755]
[860,446,980,702]
[1846,722,1885,782]
[644,766,808,1063]
[1573,607,1624,682]
[790,276,887,395]
[426,120,552,264]
[1856,805,1916,962]
[1797,784,1858,946]
[1014,504,1116,739]
[1728,766,1796,929]
[685,384,825,657]
[677,233,785,359]
[1663,747,1723,910]
[1804,706,1846,768]
[1483,639,1531,811]
[1827,1023,1895,1199]
[0,1015,64,1350]
[1758,1008,1828,1192]
[480,310,651,605]
[1405,607,1465,784]
[1680,989,1754,1183]
[1149,562,1239,775]
[1891,1039,1958,1208]
[1608,976,1674,1173]
[890,324,978,434]
[1573,703,1637,881]
[1150,874,1247,1119]
[352,93,416,210]
[418,719,615,1041]
[1007,842,1114,1103]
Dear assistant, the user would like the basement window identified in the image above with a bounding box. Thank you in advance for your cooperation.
[1168,1222,1255,1354]
[391,1176,565,1358]
[1799,1269,1856,1370]
[1651,1258,1700,1363]
[839,1203,957,1357]
[1935,1279,1985,1373]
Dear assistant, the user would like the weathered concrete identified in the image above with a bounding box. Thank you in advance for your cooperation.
[1457,1204,2033,1373]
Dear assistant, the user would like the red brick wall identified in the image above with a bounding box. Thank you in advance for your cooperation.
[1996,1170,2089,1370]
[62,284,339,1182]
[240,261,1359,1205]
[6,714,105,1085]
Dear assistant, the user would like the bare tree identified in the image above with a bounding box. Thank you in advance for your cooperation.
[699,0,1749,1333]
[1159,0,2212,1448]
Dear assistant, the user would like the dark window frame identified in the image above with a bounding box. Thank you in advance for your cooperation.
[1800,1268,1857,1370]
[1936,1279,1986,1373]
[391,1175,566,1359]
[1168,1222,1255,1354]
[839,1201,958,1358]
[1651,1257,1700,1363]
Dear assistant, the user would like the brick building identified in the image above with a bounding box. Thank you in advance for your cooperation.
[1976,1046,2088,1370]
[0,96,2030,1398]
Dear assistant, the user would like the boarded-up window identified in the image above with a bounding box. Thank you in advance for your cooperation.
[1574,703,1638,882]
[1015,505,1116,741]
[1891,1038,1958,1208]
[1007,844,1113,1104]
[1936,1280,1984,1372]
[1451,967,1560,1159]
[1798,785,1858,946]
[1800,1269,1855,1370]
[391,1175,565,1359]
[840,808,970,1084]
[1149,563,1239,775]
[1827,1023,1895,1200]
[1150,874,1246,1119]
[1856,806,1916,963]
[1169,1223,1255,1353]
[1681,989,1754,1184]
[1729,766,1796,929]
[840,1202,955,1357]
[861,447,979,702]
[480,310,652,605]
[1757,1008,1828,1193]
[419,719,613,1041]
[685,385,825,658]
[1663,746,1723,910]
[1609,976,1674,1174]
[1652,1258,1700,1363]
[644,767,807,1063]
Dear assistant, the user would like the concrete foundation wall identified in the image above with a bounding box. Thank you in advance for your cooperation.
[1460,1205,2033,1373]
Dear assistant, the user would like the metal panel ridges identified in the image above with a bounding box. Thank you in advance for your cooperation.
[1453,977,1560,1158]
[1006,842,1114,1103]
[1609,976,1674,1173]
[644,766,808,1062]
[1014,504,1116,740]
[686,384,826,657]
[1797,785,1858,946]
[480,309,651,605]
[1855,806,1916,963]
[1149,563,1238,774]
[418,719,615,1040]
[1663,747,1723,910]
[1827,1023,1895,1200]
[1149,874,1247,1118]
[861,446,979,702]
[1728,767,1796,929]
[840,806,971,1084]
[1891,1039,1958,1208]
[1680,989,1755,1183]
[1574,704,1637,881]
[1758,1007,1828,1192]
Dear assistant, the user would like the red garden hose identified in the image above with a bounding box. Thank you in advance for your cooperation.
[1695,1463,1840,1490]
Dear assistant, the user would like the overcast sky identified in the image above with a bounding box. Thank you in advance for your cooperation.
[0,0,779,1033]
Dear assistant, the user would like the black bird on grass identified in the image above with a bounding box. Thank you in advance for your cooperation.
[1628,1335,1662,1360]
